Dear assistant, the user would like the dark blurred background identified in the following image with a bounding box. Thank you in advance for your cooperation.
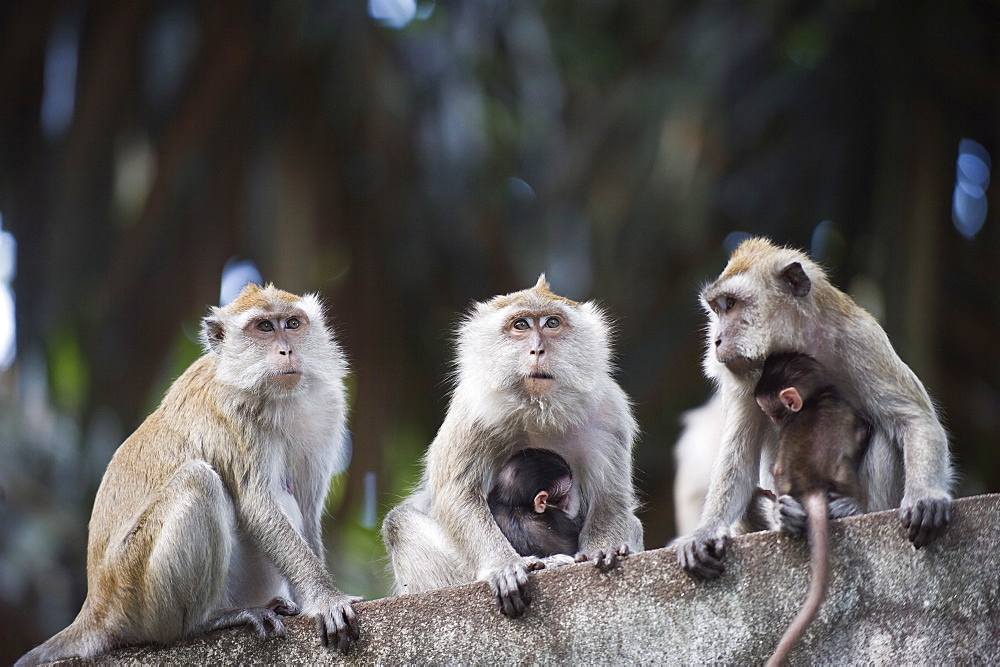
[1,0,998,659]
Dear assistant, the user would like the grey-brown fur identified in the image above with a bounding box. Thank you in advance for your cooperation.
[675,238,953,581]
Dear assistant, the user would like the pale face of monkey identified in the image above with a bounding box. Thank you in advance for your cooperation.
[505,311,566,397]
[455,275,611,421]
[243,310,310,390]
[202,284,342,397]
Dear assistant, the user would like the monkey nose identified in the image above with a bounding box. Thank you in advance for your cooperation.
[714,338,722,347]
[530,348,544,356]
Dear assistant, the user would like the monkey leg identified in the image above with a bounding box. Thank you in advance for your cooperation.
[97,460,237,644]
[382,501,467,594]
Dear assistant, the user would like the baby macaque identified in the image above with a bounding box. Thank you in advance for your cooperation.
[755,352,866,666]
[488,448,581,557]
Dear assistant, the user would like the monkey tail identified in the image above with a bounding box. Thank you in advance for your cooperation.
[15,609,113,667]
[766,491,829,667]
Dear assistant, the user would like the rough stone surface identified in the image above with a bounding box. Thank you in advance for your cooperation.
[61,494,999,664]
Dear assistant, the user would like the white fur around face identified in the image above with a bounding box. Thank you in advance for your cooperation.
[453,296,613,432]
[204,289,346,401]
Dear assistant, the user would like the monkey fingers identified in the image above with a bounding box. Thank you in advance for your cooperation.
[676,532,728,580]
[900,498,952,549]
[775,494,807,534]
[208,605,292,640]
[488,561,533,618]
[265,596,300,616]
[574,544,630,572]
[314,594,362,654]
[523,556,546,572]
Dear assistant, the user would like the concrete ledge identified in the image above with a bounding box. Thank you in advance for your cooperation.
[73,494,999,664]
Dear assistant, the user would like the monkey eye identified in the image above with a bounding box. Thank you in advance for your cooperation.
[512,318,530,331]
[715,296,737,312]
[285,317,300,330]
[543,316,561,329]
[256,320,275,332]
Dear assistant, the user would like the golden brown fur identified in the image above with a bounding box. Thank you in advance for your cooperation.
[18,284,360,665]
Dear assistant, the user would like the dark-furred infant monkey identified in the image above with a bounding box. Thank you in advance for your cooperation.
[488,448,581,557]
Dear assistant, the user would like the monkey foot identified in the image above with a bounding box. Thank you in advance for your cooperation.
[208,597,299,639]
[775,494,807,534]
[575,544,630,572]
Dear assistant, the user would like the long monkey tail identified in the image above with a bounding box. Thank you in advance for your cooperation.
[765,491,829,667]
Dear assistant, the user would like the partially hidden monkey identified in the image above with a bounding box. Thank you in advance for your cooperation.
[488,448,581,558]
[18,284,360,666]
[382,275,643,617]
[754,352,866,666]
[676,237,953,580]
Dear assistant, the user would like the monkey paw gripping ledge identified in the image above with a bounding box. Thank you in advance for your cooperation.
[65,494,1000,664]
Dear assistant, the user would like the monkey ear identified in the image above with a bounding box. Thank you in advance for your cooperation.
[780,262,811,297]
[779,387,803,412]
[202,315,226,353]
[533,490,549,514]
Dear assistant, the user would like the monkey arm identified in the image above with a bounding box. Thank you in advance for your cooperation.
[698,390,770,531]
[233,483,360,653]
[424,417,539,617]
[842,322,953,547]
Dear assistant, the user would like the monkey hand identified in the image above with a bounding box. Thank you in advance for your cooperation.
[484,558,538,618]
[900,495,951,549]
[675,527,728,580]
[303,590,363,654]
[773,494,807,534]
[574,544,630,572]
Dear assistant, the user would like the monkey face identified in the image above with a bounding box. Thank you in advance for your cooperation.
[701,239,818,380]
[454,275,613,423]
[506,311,566,397]
[702,278,765,376]
[244,311,309,389]
[201,283,345,396]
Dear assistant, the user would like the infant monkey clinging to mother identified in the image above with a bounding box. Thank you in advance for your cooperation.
[676,236,953,580]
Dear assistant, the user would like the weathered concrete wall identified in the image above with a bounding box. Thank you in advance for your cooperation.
[68,494,999,664]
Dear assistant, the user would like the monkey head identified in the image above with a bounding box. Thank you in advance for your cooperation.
[491,448,574,513]
[454,275,613,427]
[201,283,344,396]
[754,352,827,423]
[700,238,829,380]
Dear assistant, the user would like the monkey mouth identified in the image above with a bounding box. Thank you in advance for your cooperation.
[271,370,302,389]
[528,372,554,380]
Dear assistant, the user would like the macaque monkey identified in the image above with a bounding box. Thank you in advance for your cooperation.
[382,275,642,618]
[676,237,953,580]
[18,284,360,666]
[754,352,866,666]
[488,448,581,558]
